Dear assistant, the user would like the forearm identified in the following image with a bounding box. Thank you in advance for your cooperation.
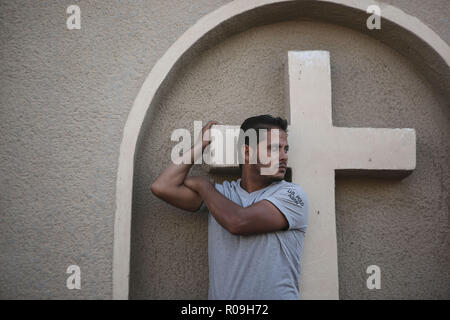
[151,120,219,212]
[152,144,200,189]
[197,183,244,234]
[153,161,191,189]
[151,145,204,211]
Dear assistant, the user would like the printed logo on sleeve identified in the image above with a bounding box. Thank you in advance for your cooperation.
[287,188,305,207]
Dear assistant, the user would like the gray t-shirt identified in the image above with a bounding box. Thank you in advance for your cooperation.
[197,178,309,300]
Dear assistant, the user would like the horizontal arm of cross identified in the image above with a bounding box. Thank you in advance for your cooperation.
[333,127,416,178]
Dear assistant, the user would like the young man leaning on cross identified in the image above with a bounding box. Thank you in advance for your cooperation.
[151,114,309,300]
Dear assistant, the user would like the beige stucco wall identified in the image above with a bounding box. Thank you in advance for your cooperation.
[0,0,448,299]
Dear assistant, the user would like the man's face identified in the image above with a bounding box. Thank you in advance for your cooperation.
[256,129,289,181]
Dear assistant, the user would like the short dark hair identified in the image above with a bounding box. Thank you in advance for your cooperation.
[237,114,288,169]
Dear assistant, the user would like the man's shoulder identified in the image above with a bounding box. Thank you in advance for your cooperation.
[270,180,305,194]
[267,181,308,206]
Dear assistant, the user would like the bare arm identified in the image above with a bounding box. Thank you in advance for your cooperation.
[184,177,288,235]
[150,121,218,212]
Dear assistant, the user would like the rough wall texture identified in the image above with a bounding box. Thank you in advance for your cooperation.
[0,0,230,299]
[0,0,448,299]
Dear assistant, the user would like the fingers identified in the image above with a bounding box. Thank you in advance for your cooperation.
[199,121,221,149]
[203,120,220,131]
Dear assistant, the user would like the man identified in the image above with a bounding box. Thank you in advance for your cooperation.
[151,114,309,299]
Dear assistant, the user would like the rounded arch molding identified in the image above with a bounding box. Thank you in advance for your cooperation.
[113,0,450,299]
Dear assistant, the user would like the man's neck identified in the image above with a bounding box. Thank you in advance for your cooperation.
[240,168,274,193]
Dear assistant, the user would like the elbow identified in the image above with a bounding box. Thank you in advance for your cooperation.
[227,214,248,236]
[228,224,240,235]
[151,181,164,197]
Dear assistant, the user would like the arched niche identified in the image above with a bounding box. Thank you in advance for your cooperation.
[113,0,450,299]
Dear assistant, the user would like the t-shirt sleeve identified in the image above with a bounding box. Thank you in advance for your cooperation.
[263,184,309,232]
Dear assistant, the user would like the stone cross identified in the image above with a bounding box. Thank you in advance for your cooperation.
[209,51,416,299]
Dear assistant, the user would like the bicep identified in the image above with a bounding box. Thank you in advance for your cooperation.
[152,183,203,212]
[235,200,289,235]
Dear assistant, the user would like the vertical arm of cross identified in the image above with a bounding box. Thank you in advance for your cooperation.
[285,51,340,299]
[285,51,333,128]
